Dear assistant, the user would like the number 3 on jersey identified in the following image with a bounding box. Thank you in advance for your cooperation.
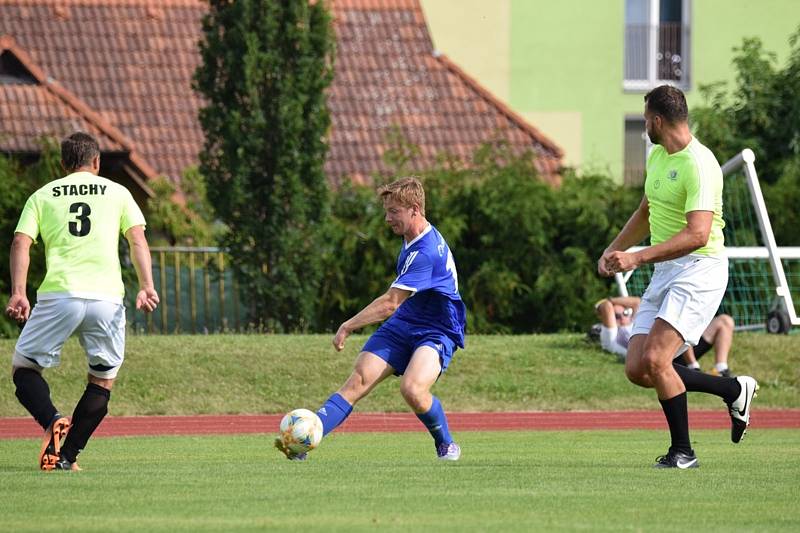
[69,202,91,237]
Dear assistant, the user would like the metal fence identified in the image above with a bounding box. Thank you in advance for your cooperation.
[126,247,246,334]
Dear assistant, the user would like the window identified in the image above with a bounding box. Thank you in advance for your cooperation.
[624,117,651,186]
[0,51,37,85]
[624,0,690,90]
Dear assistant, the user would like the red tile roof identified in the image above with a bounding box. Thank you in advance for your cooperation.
[0,0,563,186]
[0,35,156,195]
[330,0,563,184]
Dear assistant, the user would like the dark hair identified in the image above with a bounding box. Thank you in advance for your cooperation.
[644,85,688,124]
[61,132,100,171]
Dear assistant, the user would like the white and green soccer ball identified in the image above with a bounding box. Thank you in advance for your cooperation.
[279,408,323,454]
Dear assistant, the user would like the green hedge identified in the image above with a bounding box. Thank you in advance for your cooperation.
[317,142,641,333]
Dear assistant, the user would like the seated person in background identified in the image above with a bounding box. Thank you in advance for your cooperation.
[594,296,640,360]
[673,314,736,377]
[594,297,736,376]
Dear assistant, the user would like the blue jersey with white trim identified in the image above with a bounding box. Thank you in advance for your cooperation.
[390,224,466,347]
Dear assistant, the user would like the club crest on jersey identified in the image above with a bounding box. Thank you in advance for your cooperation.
[668,169,678,180]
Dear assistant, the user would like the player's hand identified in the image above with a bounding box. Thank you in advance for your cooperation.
[5,294,30,323]
[332,324,350,352]
[597,250,615,277]
[136,287,160,313]
[603,251,640,275]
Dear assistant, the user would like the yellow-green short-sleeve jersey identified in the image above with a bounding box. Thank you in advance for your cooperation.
[644,137,725,256]
[14,171,146,301]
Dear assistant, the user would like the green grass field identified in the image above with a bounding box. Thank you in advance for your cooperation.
[0,332,797,416]
[1,430,799,532]
[1,333,798,531]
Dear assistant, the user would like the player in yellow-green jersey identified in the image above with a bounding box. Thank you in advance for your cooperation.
[5,132,159,471]
[597,86,758,469]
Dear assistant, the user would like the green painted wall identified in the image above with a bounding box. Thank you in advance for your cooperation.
[508,0,800,179]
[690,0,799,103]
[510,0,624,172]
[420,0,511,103]
[421,0,800,180]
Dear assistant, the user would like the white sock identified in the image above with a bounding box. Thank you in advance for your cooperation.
[715,362,729,372]
[688,362,700,370]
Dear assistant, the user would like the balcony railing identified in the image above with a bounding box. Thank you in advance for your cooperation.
[625,22,688,87]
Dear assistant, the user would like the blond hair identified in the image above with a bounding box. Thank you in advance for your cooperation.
[377,177,426,216]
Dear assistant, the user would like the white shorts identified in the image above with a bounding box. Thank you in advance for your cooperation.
[631,254,728,348]
[13,298,126,379]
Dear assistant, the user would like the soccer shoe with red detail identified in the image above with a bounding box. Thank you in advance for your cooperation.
[728,375,759,443]
[274,437,307,461]
[436,441,461,461]
[39,416,70,471]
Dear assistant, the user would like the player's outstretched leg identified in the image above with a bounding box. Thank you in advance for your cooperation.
[728,376,759,443]
[415,395,460,461]
[276,393,354,461]
[317,392,354,437]
[672,363,758,443]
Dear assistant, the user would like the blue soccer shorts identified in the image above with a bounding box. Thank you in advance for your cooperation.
[361,319,456,375]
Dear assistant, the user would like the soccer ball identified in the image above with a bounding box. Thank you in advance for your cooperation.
[279,408,323,454]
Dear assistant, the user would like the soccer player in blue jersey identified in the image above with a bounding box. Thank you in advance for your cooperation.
[276,177,466,461]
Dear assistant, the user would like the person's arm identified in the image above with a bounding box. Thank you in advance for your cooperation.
[332,287,411,351]
[606,296,641,312]
[603,210,712,274]
[5,233,33,322]
[598,195,650,276]
[124,225,159,313]
[595,299,617,328]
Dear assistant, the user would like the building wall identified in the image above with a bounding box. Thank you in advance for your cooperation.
[509,0,623,171]
[420,0,800,180]
[420,0,511,104]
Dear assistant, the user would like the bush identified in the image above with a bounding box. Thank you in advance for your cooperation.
[320,141,640,333]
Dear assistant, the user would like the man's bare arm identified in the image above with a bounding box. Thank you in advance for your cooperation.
[332,287,411,351]
[124,225,159,312]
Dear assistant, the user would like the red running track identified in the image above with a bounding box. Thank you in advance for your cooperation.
[1,410,799,439]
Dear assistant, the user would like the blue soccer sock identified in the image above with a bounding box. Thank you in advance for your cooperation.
[317,393,353,436]
[415,396,452,447]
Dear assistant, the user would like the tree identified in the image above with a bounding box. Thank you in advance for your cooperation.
[194,0,335,331]
[145,167,223,247]
[0,140,61,337]
[693,26,800,245]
